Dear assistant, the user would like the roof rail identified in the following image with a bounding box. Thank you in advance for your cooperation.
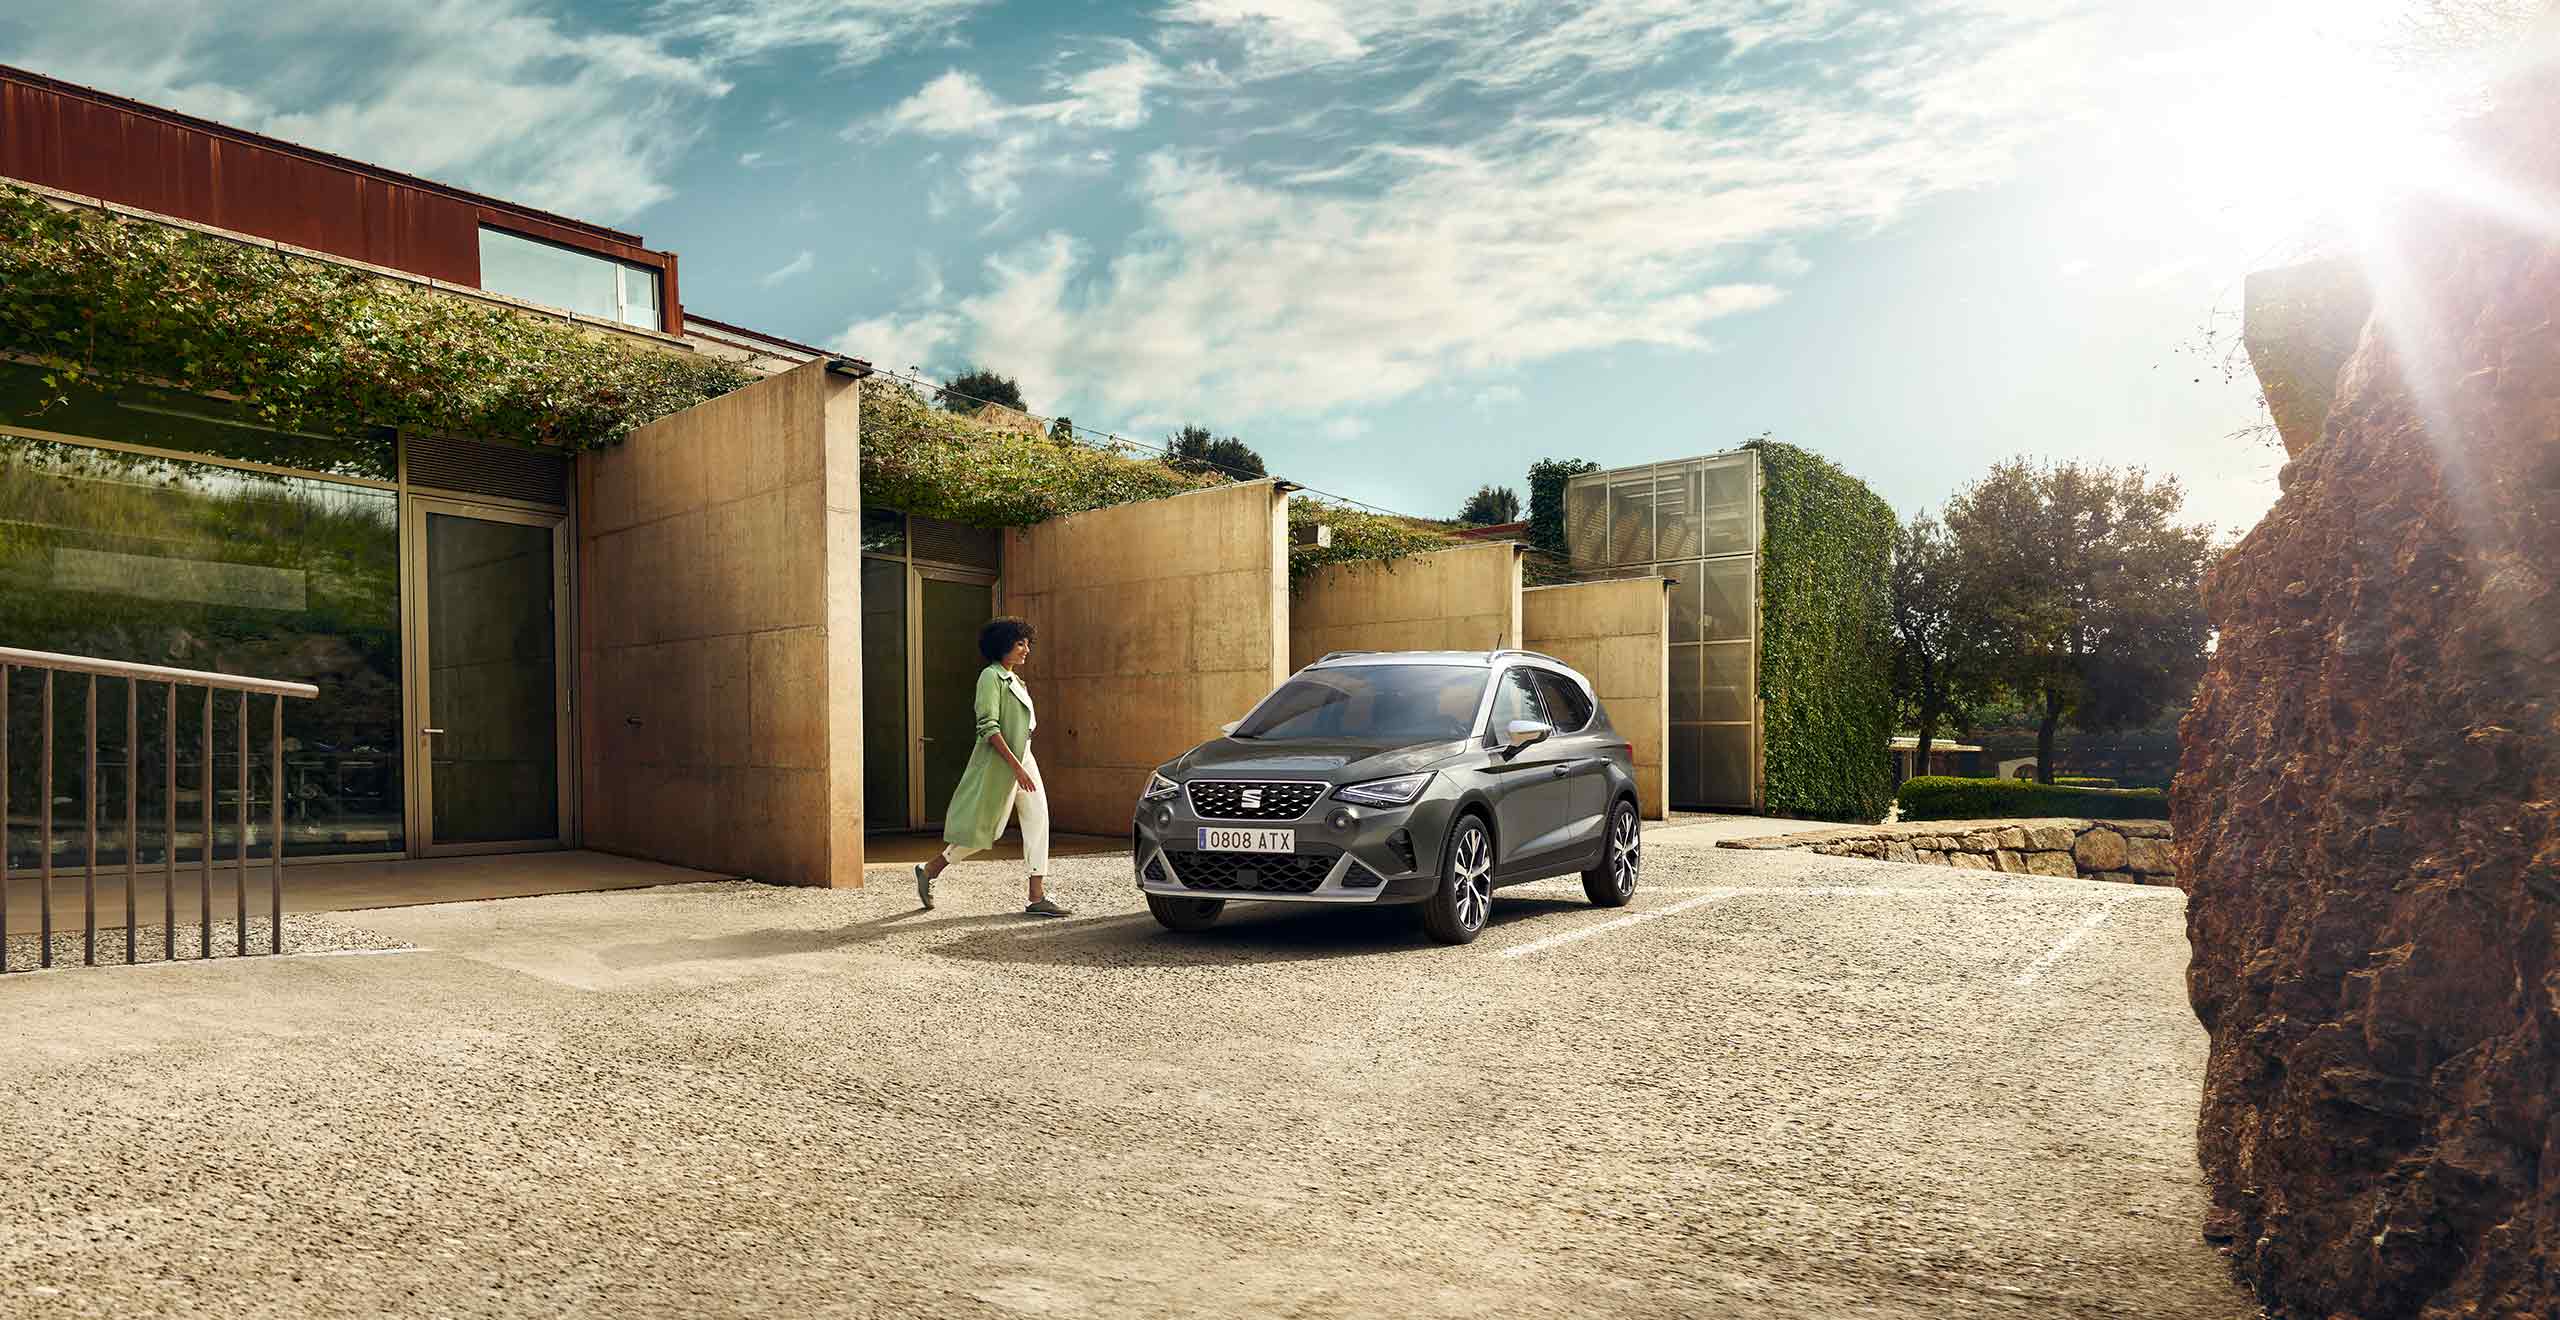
[1313,650,1376,664]
[1490,648,1564,664]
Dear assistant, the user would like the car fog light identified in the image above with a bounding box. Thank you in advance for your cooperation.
[1329,808,1354,831]
[1156,805,1175,830]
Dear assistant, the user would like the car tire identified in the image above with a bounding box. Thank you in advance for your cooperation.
[1582,799,1640,907]
[1421,813,1495,945]
[1147,894,1225,932]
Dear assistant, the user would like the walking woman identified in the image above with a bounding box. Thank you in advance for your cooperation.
[913,617,1072,917]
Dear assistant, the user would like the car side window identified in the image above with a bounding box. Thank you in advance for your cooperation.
[1485,667,1545,738]
[1532,670,1595,732]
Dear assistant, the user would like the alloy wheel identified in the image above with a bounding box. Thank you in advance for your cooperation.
[1609,806,1641,899]
[1452,824,1493,931]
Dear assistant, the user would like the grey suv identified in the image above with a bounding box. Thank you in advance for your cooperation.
[1132,650,1643,944]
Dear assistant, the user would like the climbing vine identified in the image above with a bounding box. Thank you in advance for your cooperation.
[0,183,755,452]
[1751,438,1898,822]
[858,377,1222,525]
[1288,498,1455,583]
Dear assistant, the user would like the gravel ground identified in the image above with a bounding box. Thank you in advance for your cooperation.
[0,826,2251,1319]
[0,913,411,974]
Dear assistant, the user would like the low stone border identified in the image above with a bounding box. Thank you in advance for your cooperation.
[1716,818,2177,884]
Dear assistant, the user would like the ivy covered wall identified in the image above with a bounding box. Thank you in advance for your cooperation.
[1750,439,1897,822]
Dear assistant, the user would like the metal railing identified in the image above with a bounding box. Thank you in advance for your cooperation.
[0,647,318,972]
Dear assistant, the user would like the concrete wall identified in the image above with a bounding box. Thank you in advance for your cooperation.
[1523,578,1672,819]
[1288,541,1523,670]
[575,359,864,886]
[1000,480,1291,836]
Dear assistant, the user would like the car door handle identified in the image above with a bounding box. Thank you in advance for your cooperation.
[1551,764,1573,777]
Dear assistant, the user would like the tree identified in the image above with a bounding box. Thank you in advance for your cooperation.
[1165,424,1266,479]
[1889,513,1992,773]
[1459,484,1521,525]
[1942,459,2214,783]
[1527,458,1599,558]
[939,366,1023,415]
[1048,415,1075,444]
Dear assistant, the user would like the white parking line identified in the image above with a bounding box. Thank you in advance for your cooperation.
[1500,888,1740,959]
[2013,893,2136,986]
[1500,884,2170,962]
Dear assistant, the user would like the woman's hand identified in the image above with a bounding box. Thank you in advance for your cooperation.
[1015,768,1040,794]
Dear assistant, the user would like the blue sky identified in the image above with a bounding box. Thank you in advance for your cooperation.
[3,0,2450,534]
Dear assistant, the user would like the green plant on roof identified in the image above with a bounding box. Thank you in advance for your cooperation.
[0,183,756,453]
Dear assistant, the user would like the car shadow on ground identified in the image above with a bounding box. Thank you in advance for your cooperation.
[927,893,1598,968]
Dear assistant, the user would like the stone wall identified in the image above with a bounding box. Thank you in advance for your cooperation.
[576,359,865,887]
[1000,480,1291,836]
[2180,77,2560,1318]
[1522,578,1673,820]
[1718,818,2177,884]
[1289,541,1522,669]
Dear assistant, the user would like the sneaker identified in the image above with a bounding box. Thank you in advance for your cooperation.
[914,862,934,910]
[1022,897,1073,918]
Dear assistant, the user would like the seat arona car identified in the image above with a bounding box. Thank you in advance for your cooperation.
[1132,650,1643,944]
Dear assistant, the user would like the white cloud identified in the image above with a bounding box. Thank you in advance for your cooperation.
[860,48,1168,220]
[758,250,817,287]
[651,0,993,64]
[866,0,2093,418]
[739,150,768,168]
[1320,417,1372,440]
[1471,384,1523,413]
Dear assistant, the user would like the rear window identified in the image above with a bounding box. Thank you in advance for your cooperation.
[1234,665,1489,742]
[1532,669,1596,731]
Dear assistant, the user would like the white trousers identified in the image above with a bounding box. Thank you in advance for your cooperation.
[940,750,1048,873]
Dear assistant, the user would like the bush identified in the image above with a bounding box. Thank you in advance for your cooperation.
[1750,440,1898,822]
[1896,776,2169,821]
[2054,775,2118,788]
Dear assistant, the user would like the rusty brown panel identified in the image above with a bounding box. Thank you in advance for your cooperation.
[660,251,682,334]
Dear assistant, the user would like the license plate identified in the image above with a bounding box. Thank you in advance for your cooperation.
[1198,827,1294,853]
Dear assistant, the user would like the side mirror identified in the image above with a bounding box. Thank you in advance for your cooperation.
[1504,720,1553,753]
[1220,721,1241,737]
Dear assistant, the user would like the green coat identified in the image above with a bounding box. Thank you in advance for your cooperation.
[941,663,1034,851]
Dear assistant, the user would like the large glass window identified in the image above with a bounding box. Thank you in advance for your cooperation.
[477,226,664,330]
[0,438,403,867]
[0,361,394,481]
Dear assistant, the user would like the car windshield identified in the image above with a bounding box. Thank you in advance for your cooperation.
[1232,664,1489,743]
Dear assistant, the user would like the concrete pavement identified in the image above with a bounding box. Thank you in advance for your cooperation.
[0,829,2249,1318]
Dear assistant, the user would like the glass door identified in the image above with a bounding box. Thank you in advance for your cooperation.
[915,570,994,827]
[405,498,570,855]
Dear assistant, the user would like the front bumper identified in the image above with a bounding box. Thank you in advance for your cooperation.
[1131,787,1453,905]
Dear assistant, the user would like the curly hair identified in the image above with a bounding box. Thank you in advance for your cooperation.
[977,616,1036,663]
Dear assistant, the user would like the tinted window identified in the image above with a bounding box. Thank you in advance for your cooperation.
[1235,665,1488,742]
[478,226,662,330]
[1533,670,1596,731]
[1486,668,1546,735]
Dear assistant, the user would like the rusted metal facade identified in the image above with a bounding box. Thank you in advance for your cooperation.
[0,64,681,333]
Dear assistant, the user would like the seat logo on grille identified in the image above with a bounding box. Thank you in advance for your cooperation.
[1240,788,1263,810]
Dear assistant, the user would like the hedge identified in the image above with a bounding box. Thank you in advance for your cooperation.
[1896,776,2170,821]
[2054,775,2118,788]
[859,377,1223,528]
[1750,440,1898,822]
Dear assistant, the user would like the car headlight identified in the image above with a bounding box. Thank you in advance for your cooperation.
[1334,773,1431,807]
[1142,772,1181,801]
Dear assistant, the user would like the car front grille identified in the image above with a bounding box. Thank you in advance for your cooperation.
[1165,849,1336,894]
[1185,780,1327,821]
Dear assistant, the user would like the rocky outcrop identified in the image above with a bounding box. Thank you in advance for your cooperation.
[1717,818,2177,883]
[2175,78,2560,1320]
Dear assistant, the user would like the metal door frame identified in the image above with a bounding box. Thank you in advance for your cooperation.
[910,563,997,829]
[401,495,574,857]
